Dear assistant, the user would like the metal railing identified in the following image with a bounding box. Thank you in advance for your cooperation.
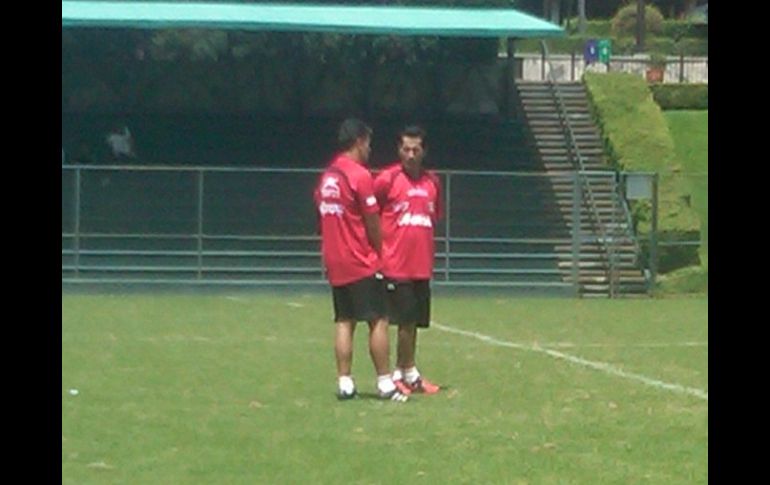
[62,164,597,293]
[517,51,708,84]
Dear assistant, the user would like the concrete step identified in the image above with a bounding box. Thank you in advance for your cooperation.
[550,180,617,188]
[541,162,577,171]
[534,142,604,150]
[519,96,588,103]
[551,177,618,184]
[541,215,629,226]
[573,275,647,284]
[552,193,616,202]
[552,206,626,217]
[558,261,640,270]
[525,113,592,120]
[518,83,585,89]
[541,164,608,172]
[528,118,595,125]
[564,220,632,231]
[556,254,638,263]
[551,198,619,207]
[523,106,591,115]
[550,185,618,194]
[542,156,606,165]
[519,93,589,100]
[530,126,599,134]
[570,273,646,280]
[540,145,604,152]
[554,246,638,254]
[532,133,602,142]
[517,84,585,92]
[521,101,591,109]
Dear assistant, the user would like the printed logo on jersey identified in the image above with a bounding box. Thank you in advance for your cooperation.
[407,187,429,197]
[397,213,433,228]
[319,201,344,216]
[320,176,341,198]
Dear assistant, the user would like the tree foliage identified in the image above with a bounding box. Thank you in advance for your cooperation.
[611,3,665,37]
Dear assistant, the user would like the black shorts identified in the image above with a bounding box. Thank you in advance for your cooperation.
[332,274,387,323]
[385,279,431,328]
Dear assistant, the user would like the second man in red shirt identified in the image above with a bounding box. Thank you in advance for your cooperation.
[374,125,441,395]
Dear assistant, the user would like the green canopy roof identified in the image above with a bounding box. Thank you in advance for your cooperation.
[62,1,564,38]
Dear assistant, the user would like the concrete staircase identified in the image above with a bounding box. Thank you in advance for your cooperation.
[516,81,649,297]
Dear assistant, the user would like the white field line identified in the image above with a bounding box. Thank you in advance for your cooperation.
[534,341,707,349]
[432,322,708,401]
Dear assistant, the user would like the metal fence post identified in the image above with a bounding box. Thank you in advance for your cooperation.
[650,173,659,286]
[679,53,685,83]
[609,174,617,298]
[571,172,581,297]
[197,170,204,280]
[74,168,81,278]
[444,172,452,282]
[571,50,576,81]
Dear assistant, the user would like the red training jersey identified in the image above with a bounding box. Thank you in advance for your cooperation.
[374,163,442,281]
[314,154,381,286]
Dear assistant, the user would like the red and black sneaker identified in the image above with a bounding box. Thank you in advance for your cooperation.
[336,388,357,401]
[393,379,413,396]
[407,377,440,394]
[378,388,409,402]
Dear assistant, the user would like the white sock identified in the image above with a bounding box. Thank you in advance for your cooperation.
[392,368,404,382]
[377,374,396,394]
[338,375,355,394]
[404,367,420,384]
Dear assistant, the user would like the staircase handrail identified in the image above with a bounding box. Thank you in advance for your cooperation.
[539,40,618,296]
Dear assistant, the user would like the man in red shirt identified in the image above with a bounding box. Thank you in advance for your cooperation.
[374,125,441,395]
[314,118,407,402]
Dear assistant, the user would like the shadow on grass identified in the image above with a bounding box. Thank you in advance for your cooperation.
[335,386,452,402]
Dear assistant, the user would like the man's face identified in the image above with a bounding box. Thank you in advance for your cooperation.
[398,136,425,171]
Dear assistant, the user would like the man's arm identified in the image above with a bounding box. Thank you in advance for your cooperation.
[429,171,443,222]
[363,212,382,256]
[356,170,383,256]
[372,170,390,209]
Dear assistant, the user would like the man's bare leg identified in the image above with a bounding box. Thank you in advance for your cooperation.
[396,324,417,370]
[335,320,356,377]
[367,318,390,376]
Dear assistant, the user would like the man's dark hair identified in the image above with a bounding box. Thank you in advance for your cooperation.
[398,125,427,148]
[338,118,372,150]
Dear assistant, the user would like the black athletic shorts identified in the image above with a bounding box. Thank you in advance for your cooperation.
[332,273,387,323]
[385,279,431,328]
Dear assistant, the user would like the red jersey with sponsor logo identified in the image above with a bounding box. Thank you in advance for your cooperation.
[314,154,381,286]
[374,163,442,280]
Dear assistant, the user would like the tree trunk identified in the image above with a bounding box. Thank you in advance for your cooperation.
[577,0,586,34]
[635,0,645,53]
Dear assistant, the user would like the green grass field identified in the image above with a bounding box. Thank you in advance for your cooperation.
[62,292,707,484]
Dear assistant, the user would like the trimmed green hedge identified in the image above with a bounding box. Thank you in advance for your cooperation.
[583,72,701,273]
[650,84,708,110]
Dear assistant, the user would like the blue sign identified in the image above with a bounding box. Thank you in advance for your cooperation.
[584,39,598,64]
